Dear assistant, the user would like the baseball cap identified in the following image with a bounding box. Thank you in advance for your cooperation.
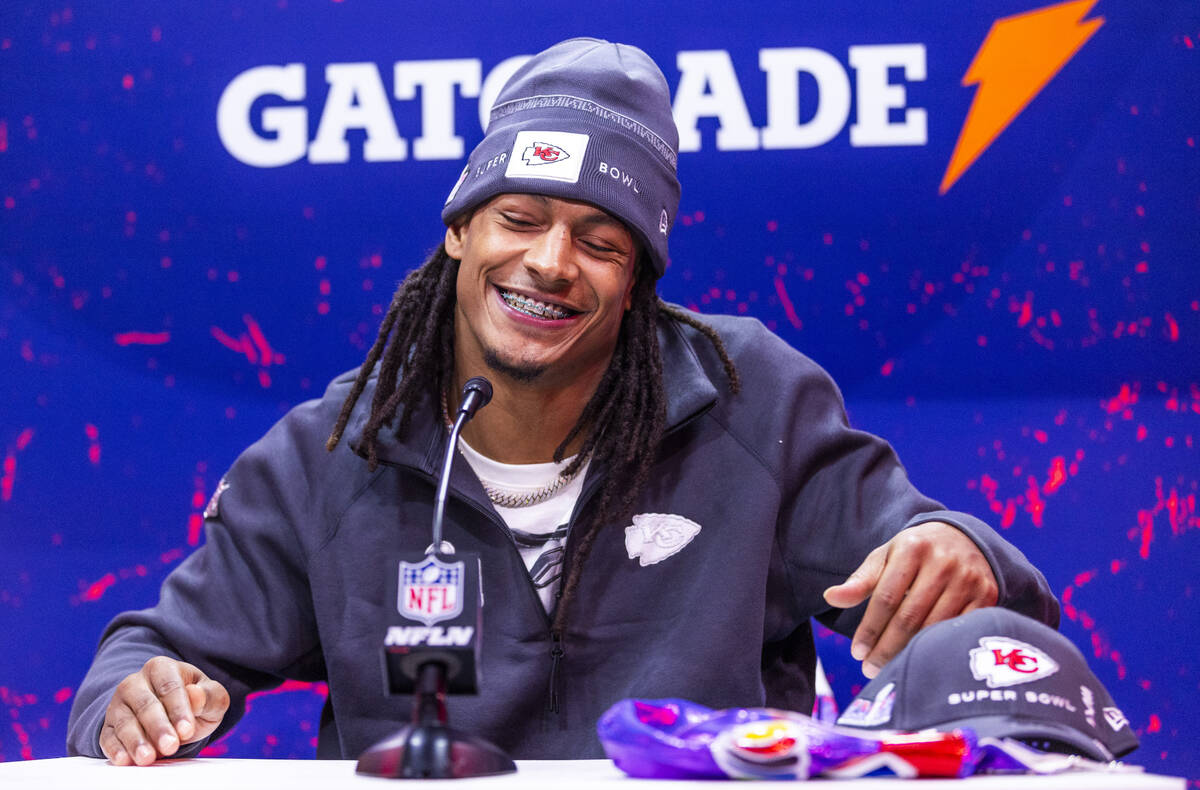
[835,608,1138,762]
[441,37,681,277]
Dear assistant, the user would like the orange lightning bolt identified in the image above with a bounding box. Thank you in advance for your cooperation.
[939,0,1104,195]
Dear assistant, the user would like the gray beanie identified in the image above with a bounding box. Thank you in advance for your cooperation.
[441,38,681,278]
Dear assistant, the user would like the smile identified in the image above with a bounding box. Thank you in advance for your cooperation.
[497,287,580,321]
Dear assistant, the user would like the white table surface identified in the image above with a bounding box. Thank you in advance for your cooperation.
[0,757,1185,789]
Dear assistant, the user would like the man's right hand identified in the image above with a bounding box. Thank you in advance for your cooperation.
[99,657,230,766]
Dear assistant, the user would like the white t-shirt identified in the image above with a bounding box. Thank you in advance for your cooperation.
[456,438,588,614]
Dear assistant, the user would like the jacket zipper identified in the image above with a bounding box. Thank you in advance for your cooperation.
[547,630,565,714]
[541,467,605,716]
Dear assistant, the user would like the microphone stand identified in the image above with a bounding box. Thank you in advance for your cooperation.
[356,378,516,779]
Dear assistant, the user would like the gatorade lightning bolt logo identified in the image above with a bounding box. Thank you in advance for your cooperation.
[940,0,1104,194]
[522,142,569,165]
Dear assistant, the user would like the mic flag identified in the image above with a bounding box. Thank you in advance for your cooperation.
[382,551,483,695]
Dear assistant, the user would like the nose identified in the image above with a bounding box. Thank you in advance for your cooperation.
[523,224,575,287]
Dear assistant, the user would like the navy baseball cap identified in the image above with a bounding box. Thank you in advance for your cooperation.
[836,608,1138,762]
[442,37,680,277]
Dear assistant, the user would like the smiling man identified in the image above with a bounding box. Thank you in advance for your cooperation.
[68,38,1057,765]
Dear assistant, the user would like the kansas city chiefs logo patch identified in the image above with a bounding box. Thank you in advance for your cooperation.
[969,636,1059,688]
[624,513,701,567]
[522,142,569,165]
[505,130,588,183]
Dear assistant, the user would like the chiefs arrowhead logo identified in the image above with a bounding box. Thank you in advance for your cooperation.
[969,636,1059,688]
[506,131,588,183]
[522,142,569,165]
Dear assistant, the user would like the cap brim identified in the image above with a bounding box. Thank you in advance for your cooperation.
[946,714,1131,762]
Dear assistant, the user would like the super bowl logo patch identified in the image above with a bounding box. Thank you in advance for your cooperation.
[836,682,896,727]
[444,164,470,205]
[969,636,1059,688]
[505,130,588,183]
[398,556,464,626]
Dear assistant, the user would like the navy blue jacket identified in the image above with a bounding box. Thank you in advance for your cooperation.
[67,311,1058,759]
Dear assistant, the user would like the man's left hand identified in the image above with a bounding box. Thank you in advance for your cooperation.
[822,521,999,678]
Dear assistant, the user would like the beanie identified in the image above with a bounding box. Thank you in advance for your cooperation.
[442,38,680,277]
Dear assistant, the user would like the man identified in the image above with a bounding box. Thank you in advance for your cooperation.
[68,38,1057,765]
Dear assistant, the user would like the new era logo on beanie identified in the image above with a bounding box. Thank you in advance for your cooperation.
[836,608,1138,762]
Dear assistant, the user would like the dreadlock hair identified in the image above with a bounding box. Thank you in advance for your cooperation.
[326,242,740,636]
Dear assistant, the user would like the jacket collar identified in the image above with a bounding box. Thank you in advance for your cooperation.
[347,317,719,475]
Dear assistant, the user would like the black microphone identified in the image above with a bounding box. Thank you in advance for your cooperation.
[358,376,515,779]
[431,377,491,552]
[456,376,493,421]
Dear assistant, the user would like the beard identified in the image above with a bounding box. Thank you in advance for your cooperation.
[482,348,547,383]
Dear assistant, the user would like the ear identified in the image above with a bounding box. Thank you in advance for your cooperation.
[444,219,467,259]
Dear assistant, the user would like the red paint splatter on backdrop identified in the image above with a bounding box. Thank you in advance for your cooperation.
[211,315,285,388]
[85,423,101,465]
[114,331,170,346]
[2,428,35,502]
[773,277,802,330]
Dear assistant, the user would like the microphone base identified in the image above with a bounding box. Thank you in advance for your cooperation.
[355,723,517,779]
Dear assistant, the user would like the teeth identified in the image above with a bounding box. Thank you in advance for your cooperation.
[500,289,573,320]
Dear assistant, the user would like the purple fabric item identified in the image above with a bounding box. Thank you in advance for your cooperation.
[597,698,978,780]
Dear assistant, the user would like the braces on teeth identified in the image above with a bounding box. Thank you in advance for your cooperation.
[500,289,573,320]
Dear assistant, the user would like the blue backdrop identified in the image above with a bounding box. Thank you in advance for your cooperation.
[2,0,1198,779]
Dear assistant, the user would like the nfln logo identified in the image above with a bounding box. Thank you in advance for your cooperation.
[968,636,1060,688]
[506,130,588,183]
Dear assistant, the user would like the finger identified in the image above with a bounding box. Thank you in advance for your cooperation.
[849,545,920,662]
[145,658,197,745]
[122,675,180,760]
[99,722,132,766]
[823,545,888,610]
[861,564,948,677]
[107,698,158,766]
[186,679,230,741]
[919,579,975,631]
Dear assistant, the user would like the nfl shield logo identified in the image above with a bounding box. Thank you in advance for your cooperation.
[398,556,464,626]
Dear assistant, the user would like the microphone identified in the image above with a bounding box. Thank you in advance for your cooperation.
[430,377,491,554]
[357,377,516,779]
[456,376,493,420]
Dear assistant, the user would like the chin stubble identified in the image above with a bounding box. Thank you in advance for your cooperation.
[482,348,547,383]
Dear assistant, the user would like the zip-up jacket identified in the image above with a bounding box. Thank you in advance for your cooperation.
[67,310,1059,760]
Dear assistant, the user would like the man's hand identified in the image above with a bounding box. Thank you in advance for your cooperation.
[822,521,998,679]
[99,657,230,766]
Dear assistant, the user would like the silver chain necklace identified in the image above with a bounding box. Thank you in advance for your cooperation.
[441,389,583,509]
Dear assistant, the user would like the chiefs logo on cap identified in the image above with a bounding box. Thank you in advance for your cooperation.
[969,636,1060,688]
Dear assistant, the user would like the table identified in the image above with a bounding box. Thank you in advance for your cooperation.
[0,757,1185,789]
